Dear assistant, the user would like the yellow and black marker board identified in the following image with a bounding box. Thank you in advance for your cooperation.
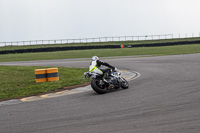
[35,69,47,82]
[47,68,59,81]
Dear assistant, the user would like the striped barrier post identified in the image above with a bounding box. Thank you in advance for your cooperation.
[47,68,59,81]
[35,69,47,82]
[35,68,59,82]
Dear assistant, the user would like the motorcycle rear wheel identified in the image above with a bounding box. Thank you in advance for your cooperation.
[91,79,107,94]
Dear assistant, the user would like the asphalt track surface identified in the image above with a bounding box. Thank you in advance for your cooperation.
[0,54,200,133]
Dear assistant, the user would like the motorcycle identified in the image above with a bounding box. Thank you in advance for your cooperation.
[84,69,129,94]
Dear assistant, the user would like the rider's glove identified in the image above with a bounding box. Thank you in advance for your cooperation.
[114,67,118,72]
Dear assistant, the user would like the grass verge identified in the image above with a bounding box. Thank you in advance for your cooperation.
[0,44,200,62]
[0,66,90,101]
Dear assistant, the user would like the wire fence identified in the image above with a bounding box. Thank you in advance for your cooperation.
[1,33,200,47]
[0,34,175,47]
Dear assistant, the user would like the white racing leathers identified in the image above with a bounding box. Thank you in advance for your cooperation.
[89,60,103,75]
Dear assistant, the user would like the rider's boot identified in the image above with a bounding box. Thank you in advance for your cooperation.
[103,71,111,83]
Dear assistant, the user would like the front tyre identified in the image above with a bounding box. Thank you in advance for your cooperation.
[120,77,129,89]
[91,79,107,94]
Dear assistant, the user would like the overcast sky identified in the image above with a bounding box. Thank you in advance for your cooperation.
[0,0,200,42]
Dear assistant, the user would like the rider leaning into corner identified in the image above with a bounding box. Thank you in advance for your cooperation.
[89,56,117,83]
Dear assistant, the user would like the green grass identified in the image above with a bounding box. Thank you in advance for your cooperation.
[1,37,200,51]
[0,66,90,101]
[0,44,200,62]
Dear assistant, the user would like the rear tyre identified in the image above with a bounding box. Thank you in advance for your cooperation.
[91,79,107,94]
[121,77,129,89]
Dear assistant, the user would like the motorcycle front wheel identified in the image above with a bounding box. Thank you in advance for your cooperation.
[120,77,129,89]
[91,79,107,94]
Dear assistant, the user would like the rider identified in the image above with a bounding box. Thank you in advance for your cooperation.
[89,56,116,83]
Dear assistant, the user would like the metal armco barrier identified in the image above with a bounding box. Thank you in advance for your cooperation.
[35,69,48,82]
[35,68,59,82]
[47,68,59,81]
